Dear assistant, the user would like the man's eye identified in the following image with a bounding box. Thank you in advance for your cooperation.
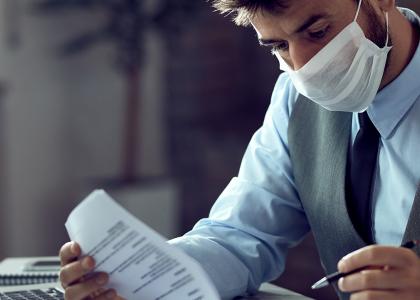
[271,41,289,53]
[308,27,329,39]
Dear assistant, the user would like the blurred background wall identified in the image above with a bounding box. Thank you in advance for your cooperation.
[0,0,418,299]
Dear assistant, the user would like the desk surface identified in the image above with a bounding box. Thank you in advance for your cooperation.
[242,283,313,300]
[1,282,313,299]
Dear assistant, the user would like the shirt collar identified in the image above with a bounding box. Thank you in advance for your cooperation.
[367,8,420,139]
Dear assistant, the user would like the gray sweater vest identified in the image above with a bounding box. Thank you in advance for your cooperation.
[287,95,420,300]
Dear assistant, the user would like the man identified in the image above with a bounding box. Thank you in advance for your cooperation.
[58,0,420,299]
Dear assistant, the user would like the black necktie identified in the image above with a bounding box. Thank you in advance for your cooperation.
[346,112,380,244]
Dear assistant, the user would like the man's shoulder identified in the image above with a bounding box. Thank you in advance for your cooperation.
[399,7,420,25]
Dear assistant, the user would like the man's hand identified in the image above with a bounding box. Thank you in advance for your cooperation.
[337,245,420,299]
[59,241,123,300]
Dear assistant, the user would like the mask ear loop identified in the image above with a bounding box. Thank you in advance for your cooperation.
[384,12,390,47]
[354,0,363,22]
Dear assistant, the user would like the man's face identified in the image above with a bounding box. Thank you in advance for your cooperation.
[251,0,388,70]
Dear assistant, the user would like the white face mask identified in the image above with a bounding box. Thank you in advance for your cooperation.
[275,0,392,112]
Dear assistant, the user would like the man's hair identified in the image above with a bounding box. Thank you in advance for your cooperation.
[212,0,290,26]
[212,0,360,26]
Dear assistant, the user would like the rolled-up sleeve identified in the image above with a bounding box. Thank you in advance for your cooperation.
[170,73,310,299]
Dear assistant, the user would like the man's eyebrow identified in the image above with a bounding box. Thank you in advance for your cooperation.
[258,13,331,47]
[296,13,330,33]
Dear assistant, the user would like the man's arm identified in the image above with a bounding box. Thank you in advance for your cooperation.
[170,73,311,299]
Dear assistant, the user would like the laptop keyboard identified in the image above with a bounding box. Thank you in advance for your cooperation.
[0,288,64,300]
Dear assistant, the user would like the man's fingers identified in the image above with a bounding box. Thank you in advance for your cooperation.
[64,273,109,300]
[338,245,417,272]
[339,268,409,292]
[60,256,95,288]
[93,288,118,300]
[59,242,81,266]
[349,290,397,300]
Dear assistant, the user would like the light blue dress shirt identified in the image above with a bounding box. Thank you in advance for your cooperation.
[170,8,420,299]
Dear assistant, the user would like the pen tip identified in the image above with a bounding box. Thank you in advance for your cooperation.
[311,278,328,290]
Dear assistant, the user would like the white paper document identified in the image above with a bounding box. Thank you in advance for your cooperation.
[65,190,220,300]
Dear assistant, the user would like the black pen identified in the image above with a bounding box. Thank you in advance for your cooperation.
[311,240,420,290]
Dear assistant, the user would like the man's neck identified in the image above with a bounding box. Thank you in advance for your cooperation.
[380,8,419,90]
